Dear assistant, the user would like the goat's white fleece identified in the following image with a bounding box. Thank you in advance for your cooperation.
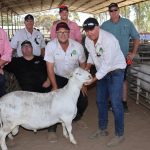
[0,67,92,150]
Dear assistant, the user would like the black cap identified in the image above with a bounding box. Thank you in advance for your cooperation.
[59,5,68,13]
[21,40,32,47]
[24,14,34,21]
[56,22,70,31]
[108,3,119,11]
[83,17,99,31]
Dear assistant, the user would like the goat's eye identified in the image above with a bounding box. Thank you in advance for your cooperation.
[76,73,81,76]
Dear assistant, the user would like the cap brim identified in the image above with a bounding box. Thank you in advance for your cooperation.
[83,26,95,31]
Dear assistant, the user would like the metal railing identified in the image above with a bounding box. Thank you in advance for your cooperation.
[128,42,150,109]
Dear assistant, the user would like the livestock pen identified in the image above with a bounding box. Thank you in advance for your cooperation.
[128,43,150,109]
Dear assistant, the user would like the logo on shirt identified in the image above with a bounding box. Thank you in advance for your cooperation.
[71,50,77,56]
[34,60,40,64]
[96,47,103,57]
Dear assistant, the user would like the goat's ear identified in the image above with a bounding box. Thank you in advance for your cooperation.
[67,72,73,78]
[68,74,73,78]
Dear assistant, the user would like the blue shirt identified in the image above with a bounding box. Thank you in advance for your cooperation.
[101,17,140,57]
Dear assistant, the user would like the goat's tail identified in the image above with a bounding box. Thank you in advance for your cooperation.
[0,109,3,128]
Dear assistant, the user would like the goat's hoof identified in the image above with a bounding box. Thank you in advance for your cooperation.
[63,134,69,139]
[71,140,77,144]
[8,134,14,140]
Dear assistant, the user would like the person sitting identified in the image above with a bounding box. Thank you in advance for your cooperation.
[4,40,50,93]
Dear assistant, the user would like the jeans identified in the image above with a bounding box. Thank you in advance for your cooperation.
[0,74,5,97]
[96,69,125,136]
[48,74,88,132]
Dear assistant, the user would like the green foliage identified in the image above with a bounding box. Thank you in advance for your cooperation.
[0,16,12,26]
[132,1,150,32]
[69,12,80,22]
[33,11,80,32]
[120,6,131,18]
[33,11,58,32]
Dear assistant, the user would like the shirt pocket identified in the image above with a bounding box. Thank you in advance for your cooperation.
[120,25,130,35]
[68,55,79,68]
[54,53,63,61]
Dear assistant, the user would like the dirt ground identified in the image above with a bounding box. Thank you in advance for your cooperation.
[6,87,150,150]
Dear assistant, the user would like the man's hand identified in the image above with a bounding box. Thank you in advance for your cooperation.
[52,86,58,91]
[81,85,88,96]
[42,79,50,88]
[127,52,135,60]
[0,69,4,75]
[84,77,97,86]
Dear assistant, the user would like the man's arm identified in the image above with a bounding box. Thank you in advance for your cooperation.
[42,78,51,88]
[128,39,140,60]
[46,62,58,90]
[41,48,45,57]
[85,63,92,71]
[0,59,8,74]
[0,59,8,68]
[79,62,86,69]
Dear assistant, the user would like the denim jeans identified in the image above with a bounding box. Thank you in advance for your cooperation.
[96,69,125,136]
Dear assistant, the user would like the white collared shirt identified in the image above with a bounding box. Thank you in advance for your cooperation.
[44,38,86,78]
[11,28,46,57]
[85,29,126,80]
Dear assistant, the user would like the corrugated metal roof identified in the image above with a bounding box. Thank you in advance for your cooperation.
[0,0,148,15]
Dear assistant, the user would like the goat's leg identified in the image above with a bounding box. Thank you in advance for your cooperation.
[7,125,19,140]
[64,121,77,144]
[62,122,69,139]
[0,131,8,150]
[136,79,140,104]
[11,126,19,136]
[8,133,14,140]
[1,124,17,149]
[7,126,19,146]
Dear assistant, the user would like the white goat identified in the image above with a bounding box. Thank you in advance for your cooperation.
[136,64,150,104]
[0,67,92,150]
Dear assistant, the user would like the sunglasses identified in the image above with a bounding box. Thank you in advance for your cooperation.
[57,31,69,36]
[109,9,118,12]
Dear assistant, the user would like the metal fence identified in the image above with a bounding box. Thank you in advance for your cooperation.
[128,43,150,109]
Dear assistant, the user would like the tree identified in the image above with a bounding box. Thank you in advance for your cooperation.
[33,10,80,32]
[132,1,150,32]
[120,6,130,18]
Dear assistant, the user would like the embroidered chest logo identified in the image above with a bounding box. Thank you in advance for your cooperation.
[34,61,40,64]
[96,47,103,57]
[71,50,77,56]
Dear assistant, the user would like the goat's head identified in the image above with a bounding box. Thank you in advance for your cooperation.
[72,67,93,83]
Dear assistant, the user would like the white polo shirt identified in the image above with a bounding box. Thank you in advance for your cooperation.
[85,29,126,80]
[44,38,86,78]
[11,28,46,57]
